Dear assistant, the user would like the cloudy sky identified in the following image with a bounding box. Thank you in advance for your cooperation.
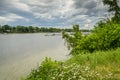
[0,0,118,29]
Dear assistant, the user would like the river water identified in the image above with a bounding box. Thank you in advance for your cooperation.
[0,33,69,80]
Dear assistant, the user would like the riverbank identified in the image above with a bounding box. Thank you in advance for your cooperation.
[24,48,120,80]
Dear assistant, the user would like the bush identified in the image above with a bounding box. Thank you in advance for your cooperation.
[24,57,60,80]
[62,22,120,55]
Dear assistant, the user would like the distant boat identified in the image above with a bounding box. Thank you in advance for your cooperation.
[44,33,61,36]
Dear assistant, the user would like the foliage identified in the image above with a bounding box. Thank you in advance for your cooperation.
[103,0,120,23]
[24,48,120,80]
[0,25,74,33]
[65,48,120,80]
[24,57,60,80]
[66,48,120,68]
[62,24,83,55]
[62,21,120,55]
[25,61,112,80]
[61,0,120,55]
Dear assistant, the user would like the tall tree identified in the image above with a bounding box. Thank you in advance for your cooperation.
[0,25,3,33]
[2,25,10,32]
[28,26,34,33]
[103,0,120,23]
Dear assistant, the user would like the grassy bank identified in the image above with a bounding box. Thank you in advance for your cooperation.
[65,48,120,79]
[23,48,120,80]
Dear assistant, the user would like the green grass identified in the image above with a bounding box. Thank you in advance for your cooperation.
[66,48,120,65]
[23,48,120,80]
[65,48,120,79]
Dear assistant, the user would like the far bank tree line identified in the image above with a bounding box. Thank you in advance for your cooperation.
[0,25,71,33]
[0,25,90,33]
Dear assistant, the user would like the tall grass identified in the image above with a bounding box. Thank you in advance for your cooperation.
[66,48,120,66]
[24,48,120,80]
[65,48,120,79]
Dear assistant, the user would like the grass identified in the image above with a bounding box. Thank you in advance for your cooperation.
[23,48,120,80]
[65,48,120,79]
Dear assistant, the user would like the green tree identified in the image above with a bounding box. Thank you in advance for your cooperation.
[0,25,3,33]
[16,26,29,33]
[24,27,29,33]
[28,26,34,33]
[10,27,16,33]
[62,22,120,55]
[2,25,11,33]
[34,27,40,32]
[16,26,23,33]
[62,25,82,55]
[103,0,120,23]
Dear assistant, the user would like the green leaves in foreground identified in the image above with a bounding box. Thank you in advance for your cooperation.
[24,57,116,80]
[25,58,115,80]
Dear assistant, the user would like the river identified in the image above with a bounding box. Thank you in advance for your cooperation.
[0,33,69,80]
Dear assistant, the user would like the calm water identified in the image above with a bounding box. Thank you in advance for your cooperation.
[0,33,69,80]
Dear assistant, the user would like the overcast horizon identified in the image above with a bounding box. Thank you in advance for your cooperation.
[0,0,120,29]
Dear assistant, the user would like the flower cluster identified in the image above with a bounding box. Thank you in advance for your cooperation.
[48,63,113,80]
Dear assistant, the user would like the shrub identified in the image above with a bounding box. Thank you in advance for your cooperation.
[62,22,120,55]
[24,57,60,80]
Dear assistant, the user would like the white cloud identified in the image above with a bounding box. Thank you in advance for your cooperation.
[12,1,30,12]
[0,13,29,24]
[28,0,75,20]
[0,0,31,12]
[34,13,55,20]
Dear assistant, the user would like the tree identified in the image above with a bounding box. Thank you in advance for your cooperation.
[28,26,34,33]
[16,26,23,33]
[11,27,16,33]
[2,25,10,33]
[62,25,83,55]
[103,0,120,23]
[0,25,3,33]
[34,27,40,32]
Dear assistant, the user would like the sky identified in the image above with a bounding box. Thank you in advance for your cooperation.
[0,0,119,29]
